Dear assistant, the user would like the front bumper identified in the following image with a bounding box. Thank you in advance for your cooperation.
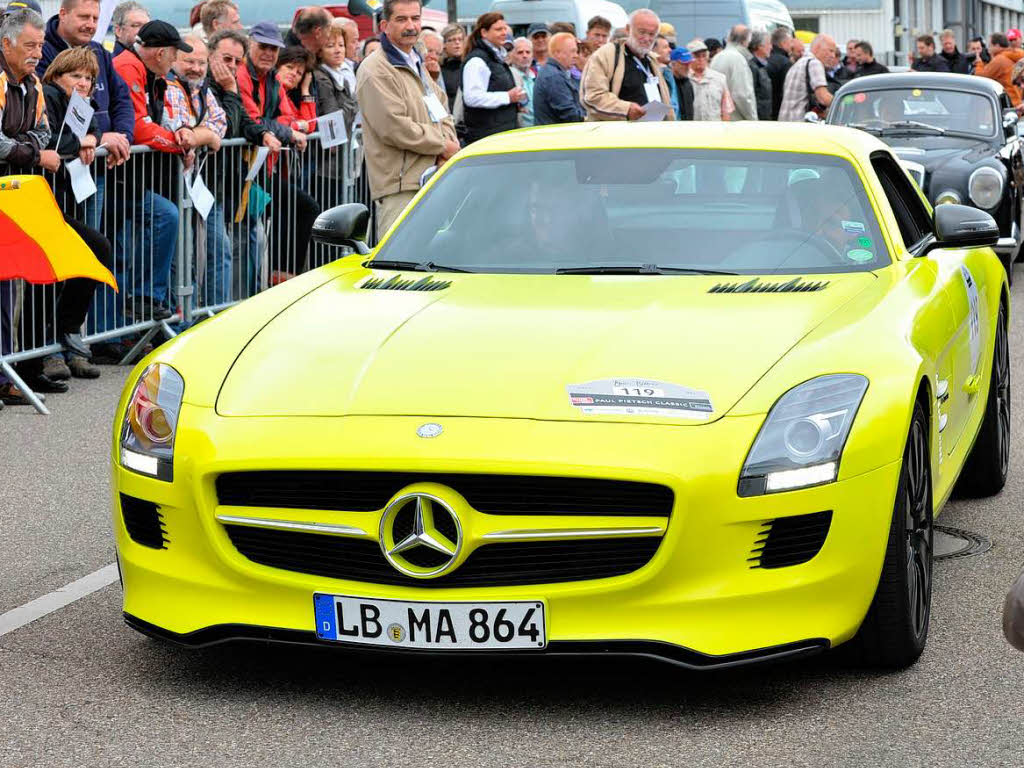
[113,408,902,665]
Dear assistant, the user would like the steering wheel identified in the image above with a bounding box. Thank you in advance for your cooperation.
[743,228,849,267]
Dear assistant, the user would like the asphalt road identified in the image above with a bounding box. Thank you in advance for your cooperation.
[3,280,1024,767]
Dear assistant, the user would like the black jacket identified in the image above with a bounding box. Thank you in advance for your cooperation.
[766,45,792,119]
[940,47,972,74]
[43,83,101,209]
[749,56,772,120]
[855,60,890,77]
[208,79,267,145]
[674,75,693,120]
[440,57,461,110]
[461,40,517,143]
[912,54,951,72]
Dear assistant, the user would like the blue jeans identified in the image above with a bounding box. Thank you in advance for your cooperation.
[118,190,178,305]
[199,202,232,308]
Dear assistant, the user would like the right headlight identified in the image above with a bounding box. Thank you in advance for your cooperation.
[738,374,869,497]
[968,166,1003,210]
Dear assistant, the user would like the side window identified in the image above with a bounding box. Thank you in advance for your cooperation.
[871,153,934,252]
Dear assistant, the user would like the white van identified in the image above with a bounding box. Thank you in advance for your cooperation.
[655,0,794,43]
[489,0,630,38]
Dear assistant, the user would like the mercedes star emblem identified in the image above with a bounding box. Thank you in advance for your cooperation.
[379,493,462,577]
[417,423,443,438]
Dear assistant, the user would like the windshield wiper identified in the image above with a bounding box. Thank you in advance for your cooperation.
[364,259,474,273]
[555,264,739,275]
[879,120,946,135]
[845,122,884,134]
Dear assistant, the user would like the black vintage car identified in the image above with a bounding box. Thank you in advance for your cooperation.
[827,73,1023,278]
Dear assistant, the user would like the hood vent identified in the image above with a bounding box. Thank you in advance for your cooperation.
[708,277,829,294]
[360,275,452,292]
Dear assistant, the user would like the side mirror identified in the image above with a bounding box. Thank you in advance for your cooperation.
[1004,108,1019,137]
[312,203,370,255]
[927,203,1000,253]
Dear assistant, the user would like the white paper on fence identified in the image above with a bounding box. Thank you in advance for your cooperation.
[92,0,117,43]
[318,110,348,148]
[190,173,215,220]
[638,100,673,122]
[66,158,97,203]
[64,91,95,140]
[245,146,270,181]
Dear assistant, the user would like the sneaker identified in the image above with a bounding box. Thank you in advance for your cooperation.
[42,354,71,381]
[68,354,101,379]
[25,374,69,394]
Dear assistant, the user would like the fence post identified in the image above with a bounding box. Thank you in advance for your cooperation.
[178,164,194,326]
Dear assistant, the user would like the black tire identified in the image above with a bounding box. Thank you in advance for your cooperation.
[955,303,1010,498]
[1000,251,1014,286]
[846,399,933,669]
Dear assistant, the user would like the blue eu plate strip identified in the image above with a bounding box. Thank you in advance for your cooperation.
[313,594,337,640]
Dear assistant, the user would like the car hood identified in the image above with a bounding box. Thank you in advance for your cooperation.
[889,137,996,170]
[217,270,877,424]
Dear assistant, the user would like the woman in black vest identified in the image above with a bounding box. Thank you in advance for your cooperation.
[461,12,524,144]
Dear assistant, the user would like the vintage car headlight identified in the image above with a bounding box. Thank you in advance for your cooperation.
[120,363,184,481]
[968,167,1003,210]
[934,190,961,206]
[738,374,869,496]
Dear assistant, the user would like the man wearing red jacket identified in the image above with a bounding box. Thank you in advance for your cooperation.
[113,20,194,317]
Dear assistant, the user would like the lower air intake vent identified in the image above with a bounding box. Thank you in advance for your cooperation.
[360,275,452,291]
[749,510,832,569]
[120,493,167,549]
[708,277,829,294]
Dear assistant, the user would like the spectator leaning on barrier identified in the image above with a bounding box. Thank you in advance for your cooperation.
[711,24,756,120]
[911,35,950,72]
[686,38,732,121]
[237,23,305,148]
[314,19,358,137]
[667,46,693,119]
[286,6,330,57]
[766,27,791,120]
[39,0,133,172]
[166,34,232,307]
[356,0,458,240]
[114,20,194,317]
[778,34,835,122]
[580,8,673,122]
[199,0,239,43]
[275,45,317,135]
[112,1,148,57]
[206,29,279,151]
[586,15,610,47]
[748,30,772,120]
[439,23,463,109]
[853,41,888,77]
[39,46,112,381]
[533,31,582,125]
[461,12,523,144]
[976,33,1024,107]
[507,36,534,127]
[939,29,970,73]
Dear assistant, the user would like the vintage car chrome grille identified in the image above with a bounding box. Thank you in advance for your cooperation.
[223,524,662,587]
[216,471,674,517]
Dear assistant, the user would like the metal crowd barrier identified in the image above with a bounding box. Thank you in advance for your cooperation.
[0,130,372,415]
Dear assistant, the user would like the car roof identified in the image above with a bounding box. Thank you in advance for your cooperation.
[836,72,1005,97]
[458,122,891,162]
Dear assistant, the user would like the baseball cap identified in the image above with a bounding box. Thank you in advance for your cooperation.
[1009,27,1022,41]
[659,22,676,38]
[670,47,693,63]
[137,20,193,51]
[527,23,549,38]
[686,38,708,54]
[250,20,286,48]
[4,0,41,14]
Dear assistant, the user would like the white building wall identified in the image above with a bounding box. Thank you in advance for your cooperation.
[792,9,891,60]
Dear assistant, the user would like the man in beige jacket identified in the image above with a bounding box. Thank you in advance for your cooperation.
[580,8,673,121]
[356,0,459,240]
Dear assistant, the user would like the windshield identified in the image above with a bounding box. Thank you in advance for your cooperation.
[374,149,890,275]
[831,88,998,138]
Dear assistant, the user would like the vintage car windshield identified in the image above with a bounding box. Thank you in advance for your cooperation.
[831,87,998,138]
[374,149,891,275]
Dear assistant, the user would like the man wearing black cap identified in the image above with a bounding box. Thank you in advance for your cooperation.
[113,20,193,316]
[528,23,548,72]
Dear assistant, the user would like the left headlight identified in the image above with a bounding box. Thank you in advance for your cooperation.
[968,166,1003,210]
[120,363,184,481]
[738,374,869,497]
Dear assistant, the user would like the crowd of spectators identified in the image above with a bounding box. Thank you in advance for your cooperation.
[3,0,1024,410]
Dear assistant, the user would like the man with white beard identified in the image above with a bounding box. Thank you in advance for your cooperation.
[580,7,673,120]
[165,34,234,307]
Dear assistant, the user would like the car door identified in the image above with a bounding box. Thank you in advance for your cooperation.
[870,154,964,470]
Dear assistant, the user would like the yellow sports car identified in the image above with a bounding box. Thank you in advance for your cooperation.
[112,123,1010,671]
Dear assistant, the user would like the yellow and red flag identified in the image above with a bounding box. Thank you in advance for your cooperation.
[0,175,117,290]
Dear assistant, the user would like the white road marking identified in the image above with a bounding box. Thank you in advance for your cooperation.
[0,563,118,637]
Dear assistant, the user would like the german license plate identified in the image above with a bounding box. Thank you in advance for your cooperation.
[313,594,547,650]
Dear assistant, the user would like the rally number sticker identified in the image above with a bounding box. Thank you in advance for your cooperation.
[567,377,714,419]
[960,265,981,373]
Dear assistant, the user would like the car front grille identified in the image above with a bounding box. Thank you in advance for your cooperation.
[216,471,674,517]
[748,510,832,569]
[223,524,662,587]
[120,493,167,549]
